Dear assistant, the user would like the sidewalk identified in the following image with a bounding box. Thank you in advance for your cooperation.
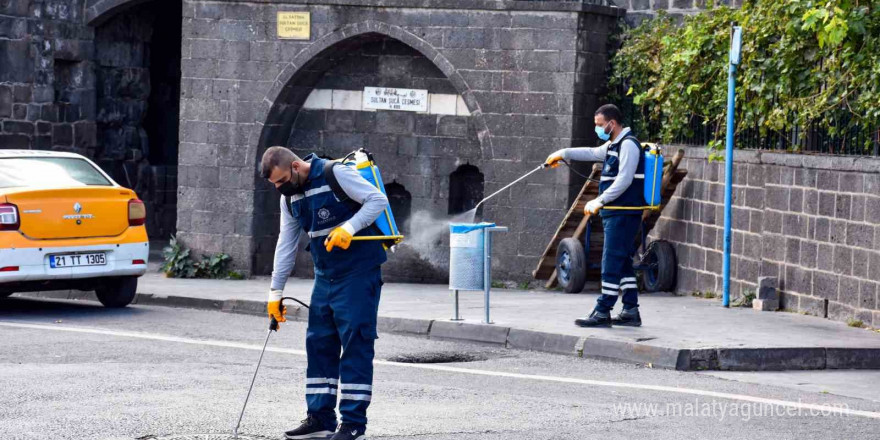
[20,271,880,372]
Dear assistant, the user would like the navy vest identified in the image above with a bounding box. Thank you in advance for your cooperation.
[599,133,646,217]
[289,156,387,279]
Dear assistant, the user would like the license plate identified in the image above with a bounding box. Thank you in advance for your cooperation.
[50,253,106,268]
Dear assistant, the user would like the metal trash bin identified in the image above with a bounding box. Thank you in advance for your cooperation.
[449,223,494,291]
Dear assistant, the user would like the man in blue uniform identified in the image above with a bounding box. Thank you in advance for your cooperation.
[545,104,645,328]
[261,146,388,440]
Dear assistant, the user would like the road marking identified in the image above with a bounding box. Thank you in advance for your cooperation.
[3,321,879,420]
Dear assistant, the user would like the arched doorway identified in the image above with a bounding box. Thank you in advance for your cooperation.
[253,28,483,281]
[448,164,484,216]
[384,182,412,233]
[90,0,181,240]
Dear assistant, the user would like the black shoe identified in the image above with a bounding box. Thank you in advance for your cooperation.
[285,414,336,439]
[575,310,612,328]
[612,308,642,327]
[330,423,366,440]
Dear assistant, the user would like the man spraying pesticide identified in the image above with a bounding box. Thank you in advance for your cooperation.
[545,104,647,328]
[260,146,390,440]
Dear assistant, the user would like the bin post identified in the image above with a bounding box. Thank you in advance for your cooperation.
[483,226,508,324]
[451,289,463,321]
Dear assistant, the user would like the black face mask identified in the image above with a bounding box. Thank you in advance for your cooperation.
[276,166,300,197]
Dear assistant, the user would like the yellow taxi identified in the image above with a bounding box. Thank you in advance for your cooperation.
[0,150,149,307]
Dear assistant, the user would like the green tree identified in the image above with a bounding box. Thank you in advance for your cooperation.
[611,0,880,154]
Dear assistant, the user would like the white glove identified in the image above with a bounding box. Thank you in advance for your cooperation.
[584,199,604,215]
[268,288,283,302]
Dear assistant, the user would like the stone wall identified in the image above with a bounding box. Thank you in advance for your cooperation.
[176,0,622,280]
[613,0,743,26]
[650,145,880,327]
[1,0,96,154]
[0,0,178,240]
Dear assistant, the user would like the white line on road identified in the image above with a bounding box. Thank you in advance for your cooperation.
[3,321,879,420]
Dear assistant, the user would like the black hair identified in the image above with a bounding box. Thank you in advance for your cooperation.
[594,104,623,124]
[260,146,299,179]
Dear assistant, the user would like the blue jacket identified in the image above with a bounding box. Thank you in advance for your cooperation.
[290,157,387,279]
[599,134,646,216]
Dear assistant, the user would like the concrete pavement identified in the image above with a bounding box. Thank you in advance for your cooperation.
[15,270,880,372]
[4,300,879,439]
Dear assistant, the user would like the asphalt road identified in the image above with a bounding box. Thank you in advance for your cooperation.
[1,297,878,440]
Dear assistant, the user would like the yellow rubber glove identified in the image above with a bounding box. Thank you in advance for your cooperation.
[544,149,566,168]
[324,225,353,252]
[267,288,286,327]
[584,198,604,215]
[268,300,287,324]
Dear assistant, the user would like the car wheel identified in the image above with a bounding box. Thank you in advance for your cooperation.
[556,238,587,294]
[95,277,138,308]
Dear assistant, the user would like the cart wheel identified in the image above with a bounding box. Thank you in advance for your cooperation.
[639,240,677,292]
[556,238,587,293]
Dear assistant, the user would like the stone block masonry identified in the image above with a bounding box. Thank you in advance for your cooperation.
[650,145,880,327]
[0,0,180,240]
[173,0,622,281]
[3,0,620,281]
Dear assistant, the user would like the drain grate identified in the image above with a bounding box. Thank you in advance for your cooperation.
[139,434,274,440]
[387,351,487,364]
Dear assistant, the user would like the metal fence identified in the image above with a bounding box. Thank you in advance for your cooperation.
[617,98,880,157]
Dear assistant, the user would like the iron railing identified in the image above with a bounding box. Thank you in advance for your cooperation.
[617,98,880,157]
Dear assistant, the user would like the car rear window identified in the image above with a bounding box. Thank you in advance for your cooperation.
[0,157,112,188]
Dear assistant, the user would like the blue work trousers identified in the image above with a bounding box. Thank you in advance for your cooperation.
[305,267,382,428]
[595,215,641,313]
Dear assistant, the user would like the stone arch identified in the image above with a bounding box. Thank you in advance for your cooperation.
[86,0,154,26]
[251,21,489,155]
[249,21,491,274]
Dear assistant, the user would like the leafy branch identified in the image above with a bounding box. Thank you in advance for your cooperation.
[610,0,880,154]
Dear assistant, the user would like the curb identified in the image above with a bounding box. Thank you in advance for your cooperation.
[580,336,688,370]
[11,291,880,371]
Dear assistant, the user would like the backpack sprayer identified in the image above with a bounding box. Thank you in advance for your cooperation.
[282,149,405,249]
[557,143,665,211]
[339,149,404,246]
[472,144,665,215]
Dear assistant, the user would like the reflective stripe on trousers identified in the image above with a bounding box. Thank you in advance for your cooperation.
[305,267,382,426]
[596,215,641,313]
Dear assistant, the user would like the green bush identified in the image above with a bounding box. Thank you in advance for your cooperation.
[162,235,243,280]
[162,235,197,278]
[611,0,880,153]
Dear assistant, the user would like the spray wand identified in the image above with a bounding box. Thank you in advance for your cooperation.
[473,164,547,212]
[232,296,309,439]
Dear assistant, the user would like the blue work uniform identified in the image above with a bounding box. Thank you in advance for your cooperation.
[558,128,645,313]
[595,133,646,313]
[282,155,387,429]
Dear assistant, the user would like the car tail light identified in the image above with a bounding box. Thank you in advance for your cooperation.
[132,259,146,265]
[128,199,146,226]
[0,204,19,231]
[0,266,19,272]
